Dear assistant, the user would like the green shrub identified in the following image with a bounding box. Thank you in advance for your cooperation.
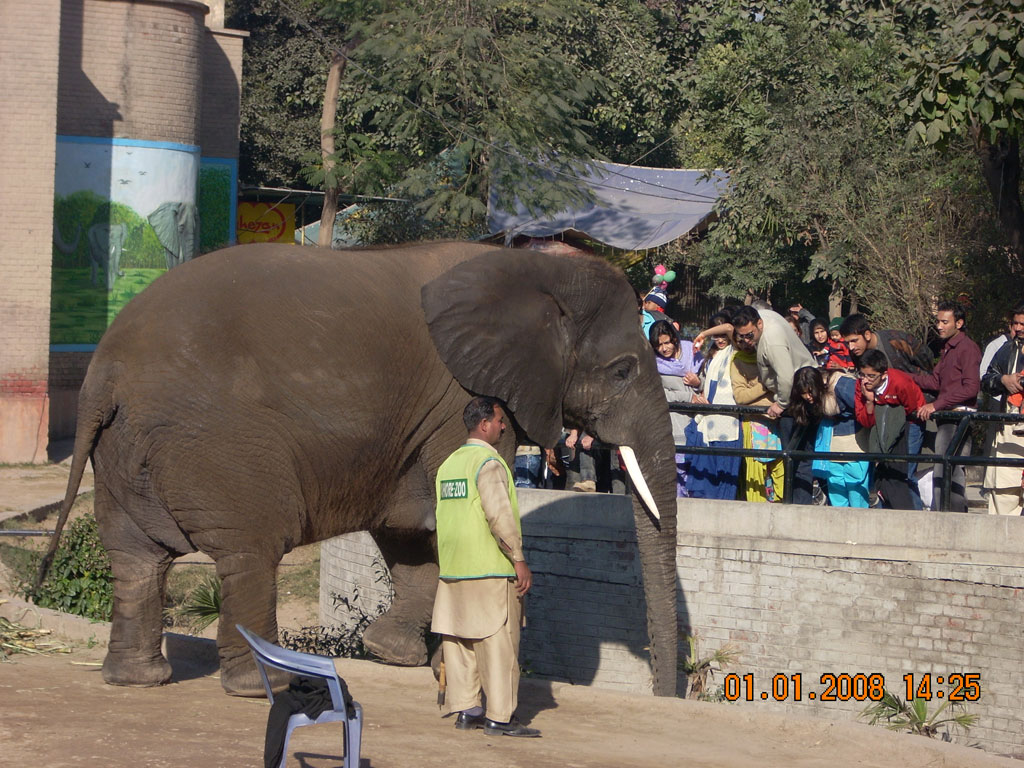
[30,514,113,622]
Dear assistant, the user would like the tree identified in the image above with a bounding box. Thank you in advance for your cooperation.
[903,0,1024,254]
[668,0,1000,336]
[227,0,346,188]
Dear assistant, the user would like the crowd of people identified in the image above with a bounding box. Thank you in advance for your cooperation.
[640,288,1024,513]
[509,285,1024,514]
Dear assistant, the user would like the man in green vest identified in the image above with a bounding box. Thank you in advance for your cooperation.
[431,395,540,738]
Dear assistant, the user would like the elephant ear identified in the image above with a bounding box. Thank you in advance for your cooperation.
[422,250,575,447]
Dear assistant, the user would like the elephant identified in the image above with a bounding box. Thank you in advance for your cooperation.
[41,241,679,697]
[86,222,128,292]
[148,201,199,270]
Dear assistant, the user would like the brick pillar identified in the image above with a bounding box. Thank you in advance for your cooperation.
[0,0,61,463]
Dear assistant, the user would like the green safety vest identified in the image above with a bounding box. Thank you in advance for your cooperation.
[435,444,521,580]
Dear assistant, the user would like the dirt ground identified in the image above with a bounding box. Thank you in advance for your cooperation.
[0,460,1018,768]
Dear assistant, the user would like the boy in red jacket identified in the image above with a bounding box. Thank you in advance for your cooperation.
[855,349,926,509]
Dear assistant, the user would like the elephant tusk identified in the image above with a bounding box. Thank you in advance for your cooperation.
[619,445,660,521]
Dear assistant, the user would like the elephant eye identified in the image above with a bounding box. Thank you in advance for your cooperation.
[607,355,636,383]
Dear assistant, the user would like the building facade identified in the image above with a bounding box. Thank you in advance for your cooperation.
[0,0,245,462]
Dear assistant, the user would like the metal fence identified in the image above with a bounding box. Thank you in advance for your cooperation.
[668,403,1024,511]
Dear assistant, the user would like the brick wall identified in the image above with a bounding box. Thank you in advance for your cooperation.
[0,0,62,462]
[320,491,655,694]
[57,0,205,144]
[200,29,246,158]
[321,493,1024,756]
[48,351,94,439]
[676,501,1024,757]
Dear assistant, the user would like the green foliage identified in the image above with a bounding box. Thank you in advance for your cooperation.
[329,0,606,231]
[904,0,1024,147]
[284,554,393,658]
[29,515,113,622]
[227,0,346,187]
[679,633,740,701]
[861,690,978,739]
[168,573,222,632]
[198,164,233,253]
[670,0,1001,331]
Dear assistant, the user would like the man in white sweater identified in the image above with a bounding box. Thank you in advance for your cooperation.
[732,305,818,504]
[731,305,817,419]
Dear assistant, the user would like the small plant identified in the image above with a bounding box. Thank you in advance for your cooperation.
[860,691,978,740]
[27,514,113,622]
[679,633,740,701]
[167,572,222,632]
[282,556,394,659]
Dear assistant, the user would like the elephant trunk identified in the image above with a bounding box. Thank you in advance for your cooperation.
[598,376,679,697]
[628,430,679,697]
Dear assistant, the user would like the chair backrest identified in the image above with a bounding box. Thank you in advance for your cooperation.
[236,625,348,711]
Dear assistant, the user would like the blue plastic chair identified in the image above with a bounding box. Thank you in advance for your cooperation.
[237,624,363,768]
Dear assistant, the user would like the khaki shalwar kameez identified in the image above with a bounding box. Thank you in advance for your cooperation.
[431,438,526,724]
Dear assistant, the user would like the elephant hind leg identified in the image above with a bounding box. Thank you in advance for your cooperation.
[95,486,174,687]
[361,530,438,667]
[212,551,290,697]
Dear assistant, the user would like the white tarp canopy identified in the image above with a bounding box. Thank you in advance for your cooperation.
[488,161,727,251]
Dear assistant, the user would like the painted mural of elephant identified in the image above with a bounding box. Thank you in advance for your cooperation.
[42,242,679,697]
[148,201,199,270]
[87,223,128,292]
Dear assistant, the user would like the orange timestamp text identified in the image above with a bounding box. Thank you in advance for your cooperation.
[721,673,981,703]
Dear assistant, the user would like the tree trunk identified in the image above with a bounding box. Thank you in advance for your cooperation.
[828,278,843,320]
[318,50,347,248]
[975,129,1024,256]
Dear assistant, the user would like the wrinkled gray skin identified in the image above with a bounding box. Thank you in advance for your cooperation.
[44,242,679,697]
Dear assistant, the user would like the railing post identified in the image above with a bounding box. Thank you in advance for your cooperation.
[939,415,972,512]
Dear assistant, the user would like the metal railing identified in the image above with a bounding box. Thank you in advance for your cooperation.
[668,403,1024,511]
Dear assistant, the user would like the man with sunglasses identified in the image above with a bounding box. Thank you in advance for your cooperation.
[731,305,817,502]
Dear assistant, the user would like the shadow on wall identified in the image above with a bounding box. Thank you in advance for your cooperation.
[516,490,689,696]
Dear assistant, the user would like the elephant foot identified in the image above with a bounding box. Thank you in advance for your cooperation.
[362,613,428,666]
[219,652,291,698]
[102,652,172,688]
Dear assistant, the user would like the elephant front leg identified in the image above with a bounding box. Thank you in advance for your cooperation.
[361,530,438,666]
[214,552,290,697]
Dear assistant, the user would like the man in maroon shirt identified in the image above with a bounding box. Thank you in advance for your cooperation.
[912,301,982,512]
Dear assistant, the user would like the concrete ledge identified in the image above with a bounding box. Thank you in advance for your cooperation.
[678,500,1024,566]
[0,596,218,670]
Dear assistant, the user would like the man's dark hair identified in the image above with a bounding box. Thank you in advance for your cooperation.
[731,305,761,329]
[463,396,504,431]
[856,348,889,373]
[1009,302,1024,319]
[839,313,871,337]
[937,300,966,324]
[648,319,678,349]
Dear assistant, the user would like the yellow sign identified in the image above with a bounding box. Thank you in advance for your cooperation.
[237,202,295,243]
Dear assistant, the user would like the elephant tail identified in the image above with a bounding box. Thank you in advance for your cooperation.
[34,377,110,593]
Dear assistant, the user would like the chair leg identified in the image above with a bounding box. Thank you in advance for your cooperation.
[344,705,363,768]
[279,720,297,768]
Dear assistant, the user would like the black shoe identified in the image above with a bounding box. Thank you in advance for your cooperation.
[455,711,485,731]
[483,717,541,737]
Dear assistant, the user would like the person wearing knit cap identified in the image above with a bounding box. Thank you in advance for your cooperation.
[641,289,677,339]
[826,318,855,370]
